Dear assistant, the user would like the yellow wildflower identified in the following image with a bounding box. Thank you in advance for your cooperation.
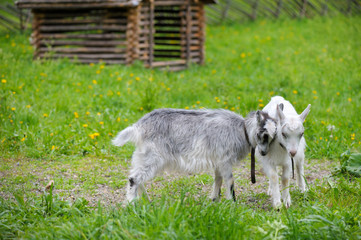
[74,112,79,118]
[1,79,6,83]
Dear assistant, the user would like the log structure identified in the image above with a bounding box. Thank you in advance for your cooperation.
[16,0,214,71]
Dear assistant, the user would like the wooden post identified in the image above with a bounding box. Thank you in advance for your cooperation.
[32,10,40,59]
[300,0,308,18]
[149,0,154,68]
[251,0,259,20]
[19,8,24,32]
[321,0,328,16]
[275,0,283,18]
[221,0,231,23]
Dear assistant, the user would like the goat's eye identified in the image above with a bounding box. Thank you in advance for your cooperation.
[282,133,287,139]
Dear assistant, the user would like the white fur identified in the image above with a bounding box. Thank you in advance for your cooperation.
[256,96,311,208]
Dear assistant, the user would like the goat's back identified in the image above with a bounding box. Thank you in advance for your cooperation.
[133,109,251,169]
[263,96,298,117]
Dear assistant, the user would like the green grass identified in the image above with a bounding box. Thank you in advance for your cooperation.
[1,15,361,239]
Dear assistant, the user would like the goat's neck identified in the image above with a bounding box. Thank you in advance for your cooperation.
[245,115,258,148]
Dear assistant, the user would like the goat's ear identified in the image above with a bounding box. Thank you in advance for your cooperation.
[279,103,284,111]
[256,110,263,124]
[276,104,285,123]
[300,104,311,122]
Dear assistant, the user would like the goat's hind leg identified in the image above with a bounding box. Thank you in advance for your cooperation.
[210,168,222,201]
[219,165,236,202]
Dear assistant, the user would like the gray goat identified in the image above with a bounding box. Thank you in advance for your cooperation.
[113,108,277,202]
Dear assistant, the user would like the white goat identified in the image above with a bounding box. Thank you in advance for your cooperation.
[256,96,311,208]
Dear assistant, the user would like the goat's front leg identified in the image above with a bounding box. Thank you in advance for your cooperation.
[294,152,306,193]
[210,168,222,201]
[281,161,292,208]
[263,162,281,208]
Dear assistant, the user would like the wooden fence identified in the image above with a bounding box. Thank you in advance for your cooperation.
[1,0,360,31]
[206,0,361,24]
[0,3,31,32]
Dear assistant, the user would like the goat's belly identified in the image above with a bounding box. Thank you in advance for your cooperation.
[165,156,217,173]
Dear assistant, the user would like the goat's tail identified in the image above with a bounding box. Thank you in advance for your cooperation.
[112,125,138,147]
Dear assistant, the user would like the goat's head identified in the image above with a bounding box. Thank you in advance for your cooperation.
[255,111,277,156]
[276,103,311,157]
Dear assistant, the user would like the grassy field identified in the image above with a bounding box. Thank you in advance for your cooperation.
[1,15,361,239]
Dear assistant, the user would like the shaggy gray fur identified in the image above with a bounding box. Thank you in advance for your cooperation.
[113,108,277,202]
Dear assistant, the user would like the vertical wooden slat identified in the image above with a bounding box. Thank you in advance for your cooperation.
[199,3,205,65]
[32,10,40,58]
[186,0,191,66]
[149,0,154,68]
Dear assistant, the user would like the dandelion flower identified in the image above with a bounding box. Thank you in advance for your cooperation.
[140,107,144,111]
[99,121,104,125]
[259,103,264,108]
[196,101,200,104]
[124,119,128,122]
[166,87,171,91]
[266,57,271,61]
[51,145,55,150]
[74,112,79,118]
[293,90,298,94]
[21,137,25,142]
[43,113,48,118]
[97,112,101,116]
[92,80,97,84]
[11,107,16,111]
[240,53,246,58]
[336,92,340,96]
[117,117,121,122]
[1,79,6,83]
[83,124,88,128]
[312,90,317,94]
[348,98,352,102]
[135,77,140,81]
[185,107,189,110]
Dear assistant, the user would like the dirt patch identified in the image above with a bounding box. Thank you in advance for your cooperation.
[0,158,337,207]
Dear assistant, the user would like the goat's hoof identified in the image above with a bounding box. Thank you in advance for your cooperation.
[273,201,282,210]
